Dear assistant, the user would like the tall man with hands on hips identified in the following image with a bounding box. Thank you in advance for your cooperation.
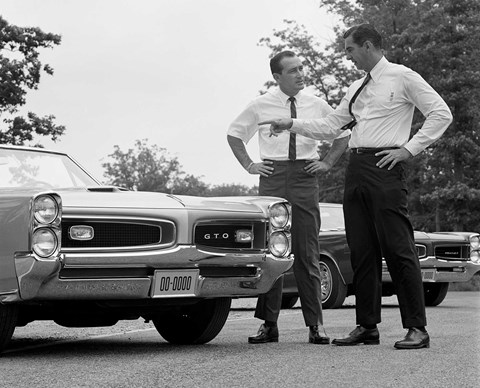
[261,25,453,350]
[227,51,350,345]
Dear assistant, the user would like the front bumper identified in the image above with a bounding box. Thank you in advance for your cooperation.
[2,246,293,303]
[382,256,480,283]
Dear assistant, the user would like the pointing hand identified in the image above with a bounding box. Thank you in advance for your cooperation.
[259,118,294,137]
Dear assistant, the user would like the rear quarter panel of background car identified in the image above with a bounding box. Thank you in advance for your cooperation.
[319,232,353,284]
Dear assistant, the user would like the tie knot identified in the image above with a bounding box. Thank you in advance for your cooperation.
[288,96,296,103]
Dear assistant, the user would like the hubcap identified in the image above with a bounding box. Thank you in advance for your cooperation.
[320,262,332,301]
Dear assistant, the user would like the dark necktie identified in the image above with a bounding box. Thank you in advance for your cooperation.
[288,96,296,160]
[341,73,371,130]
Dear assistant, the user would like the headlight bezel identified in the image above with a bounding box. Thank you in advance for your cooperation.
[268,230,291,258]
[267,201,292,258]
[471,250,480,264]
[33,194,61,225]
[470,234,480,250]
[470,234,480,263]
[268,202,291,230]
[32,227,60,258]
[30,193,62,259]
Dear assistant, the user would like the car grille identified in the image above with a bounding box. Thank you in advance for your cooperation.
[435,245,470,260]
[194,221,267,250]
[61,219,175,249]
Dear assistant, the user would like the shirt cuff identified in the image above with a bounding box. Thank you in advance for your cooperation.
[403,142,421,157]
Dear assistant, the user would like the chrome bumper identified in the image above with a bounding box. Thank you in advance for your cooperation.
[382,256,480,283]
[3,246,293,303]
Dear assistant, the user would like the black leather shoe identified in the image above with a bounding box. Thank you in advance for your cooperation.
[394,327,430,349]
[332,326,380,346]
[309,325,330,344]
[248,323,279,344]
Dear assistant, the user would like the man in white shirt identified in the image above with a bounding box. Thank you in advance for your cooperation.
[227,51,350,344]
[260,25,452,349]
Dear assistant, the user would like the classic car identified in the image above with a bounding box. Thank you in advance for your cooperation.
[0,145,294,352]
[281,203,480,309]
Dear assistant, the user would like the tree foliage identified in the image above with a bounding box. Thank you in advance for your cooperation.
[259,0,480,232]
[102,139,258,196]
[0,16,65,145]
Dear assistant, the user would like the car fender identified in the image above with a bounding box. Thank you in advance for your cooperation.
[319,252,347,286]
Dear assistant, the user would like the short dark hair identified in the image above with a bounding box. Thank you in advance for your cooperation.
[270,51,297,75]
[343,24,382,49]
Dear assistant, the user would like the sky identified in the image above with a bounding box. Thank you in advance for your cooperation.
[1,0,337,187]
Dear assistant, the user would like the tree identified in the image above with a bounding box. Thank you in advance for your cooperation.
[0,16,65,145]
[208,183,258,197]
[259,0,480,232]
[102,139,188,192]
[102,139,257,197]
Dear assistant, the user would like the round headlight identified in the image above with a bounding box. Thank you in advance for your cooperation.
[470,234,480,250]
[34,195,59,224]
[269,231,290,257]
[33,195,58,224]
[32,228,58,258]
[269,203,289,229]
[471,250,480,264]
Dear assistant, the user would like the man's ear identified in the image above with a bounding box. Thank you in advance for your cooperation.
[272,73,280,82]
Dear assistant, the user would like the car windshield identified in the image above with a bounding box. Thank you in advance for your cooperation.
[0,148,99,190]
[320,205,345,231]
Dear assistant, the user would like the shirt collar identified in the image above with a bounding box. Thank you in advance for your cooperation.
[369,56,389,83]
[272,87,303,106]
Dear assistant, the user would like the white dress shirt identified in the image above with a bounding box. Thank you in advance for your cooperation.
[291,57,453,156]
[228,88,348,160]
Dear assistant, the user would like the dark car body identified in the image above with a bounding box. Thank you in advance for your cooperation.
[0,145,294,351]
[281,203,480,309]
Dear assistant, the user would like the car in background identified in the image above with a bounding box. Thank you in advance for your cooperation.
[0,145,294,352]
[281,203,480,309]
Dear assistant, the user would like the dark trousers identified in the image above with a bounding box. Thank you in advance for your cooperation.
[255,160,324,326]
[343,153,426,328]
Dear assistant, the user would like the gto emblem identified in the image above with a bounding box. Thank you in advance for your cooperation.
[204,233,229,240]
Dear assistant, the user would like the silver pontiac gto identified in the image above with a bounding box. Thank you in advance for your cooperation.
[0,145,293,351]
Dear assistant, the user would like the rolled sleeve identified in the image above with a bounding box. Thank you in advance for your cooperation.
[227,102,258,144]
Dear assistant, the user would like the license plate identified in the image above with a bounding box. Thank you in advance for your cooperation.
[152,269,199,297]
[421,269,436,282]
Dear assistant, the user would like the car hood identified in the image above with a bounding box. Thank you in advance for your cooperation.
[56,188,284,214]
[414,230,473,242]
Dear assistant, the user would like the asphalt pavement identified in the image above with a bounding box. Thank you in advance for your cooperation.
[1,292,478,388]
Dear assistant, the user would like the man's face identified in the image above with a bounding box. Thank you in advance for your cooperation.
[275,56,305,95]
[344,36,369,72]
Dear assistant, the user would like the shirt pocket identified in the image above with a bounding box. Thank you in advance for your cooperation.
[371,83,397,111]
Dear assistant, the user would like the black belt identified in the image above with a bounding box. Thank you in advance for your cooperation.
[263,159,312,165]
[350,147,399,154]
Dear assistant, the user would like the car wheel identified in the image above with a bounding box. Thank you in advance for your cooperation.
[153,297,231,345]
[0,304,18,352]
[281,295,299,309]
[320,258,347,309]
[423,282,449,306]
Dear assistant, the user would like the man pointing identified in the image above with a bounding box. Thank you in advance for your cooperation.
[261,24,452,349]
